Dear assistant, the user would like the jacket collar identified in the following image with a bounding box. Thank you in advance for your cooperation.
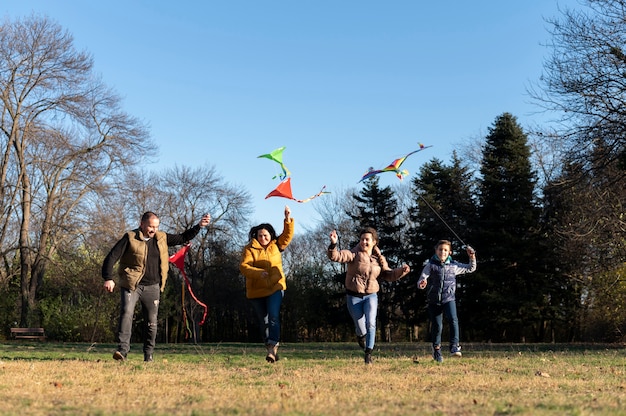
[431,254,451,265]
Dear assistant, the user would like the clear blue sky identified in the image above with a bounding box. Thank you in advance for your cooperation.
[3,1,580,231]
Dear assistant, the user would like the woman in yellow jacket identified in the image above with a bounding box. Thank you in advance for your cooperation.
[240,205,294,362]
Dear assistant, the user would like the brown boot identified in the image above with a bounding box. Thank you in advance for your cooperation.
[265,343,276,363]
[364,348,373,365]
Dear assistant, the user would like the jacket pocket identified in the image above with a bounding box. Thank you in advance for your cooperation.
[250,276,269,290]
[351,276,367,293]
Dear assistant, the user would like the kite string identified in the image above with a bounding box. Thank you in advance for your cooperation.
[418,194,468,248]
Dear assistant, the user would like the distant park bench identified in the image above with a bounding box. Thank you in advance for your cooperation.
[10,327,46,341]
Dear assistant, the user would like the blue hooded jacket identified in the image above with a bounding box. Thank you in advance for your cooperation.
[418,255,476,305]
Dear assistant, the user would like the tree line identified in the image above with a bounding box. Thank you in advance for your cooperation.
[1,2,625,344]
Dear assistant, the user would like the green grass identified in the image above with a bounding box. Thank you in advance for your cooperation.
[0,342,624,415]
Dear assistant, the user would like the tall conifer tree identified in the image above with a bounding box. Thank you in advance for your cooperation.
[470,112,543,341]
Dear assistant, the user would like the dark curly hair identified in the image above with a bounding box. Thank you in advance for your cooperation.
[249,223,277,242]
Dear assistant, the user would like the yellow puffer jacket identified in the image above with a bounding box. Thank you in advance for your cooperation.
[239,219,294,299]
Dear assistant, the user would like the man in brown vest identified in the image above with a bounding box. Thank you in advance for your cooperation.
[102,211,211,362]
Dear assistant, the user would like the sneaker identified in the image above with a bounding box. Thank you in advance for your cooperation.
[450,345,462,357]
[113,351,126,361]
[357,335,366,350]
[364,348,372,365]
[433,346,443,363]
[144,353,153,362]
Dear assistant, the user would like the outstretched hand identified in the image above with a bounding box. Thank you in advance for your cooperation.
[284,205,291,221]
[199,213,211,227]
[329,229,338,245]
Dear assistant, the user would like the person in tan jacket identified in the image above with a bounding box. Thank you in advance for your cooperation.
[327,227,410,364]
[240,205,294,363]
[102,211,211,362]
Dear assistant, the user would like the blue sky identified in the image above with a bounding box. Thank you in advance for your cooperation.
[3,1,580,231]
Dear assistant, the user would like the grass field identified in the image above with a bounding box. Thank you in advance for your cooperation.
[0,341,625,415]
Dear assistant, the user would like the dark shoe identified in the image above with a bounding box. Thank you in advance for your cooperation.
[144,353,153,362]
[113,351,126,361]
[364,348,372,365]
[265,344,276,363]
[450,345,462,357]
[357,335,366,350]
[433,346,443,363]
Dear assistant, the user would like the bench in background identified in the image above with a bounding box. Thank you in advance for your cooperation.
[10,327,46,341]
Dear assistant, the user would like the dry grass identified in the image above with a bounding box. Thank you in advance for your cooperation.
[0,342,625,415]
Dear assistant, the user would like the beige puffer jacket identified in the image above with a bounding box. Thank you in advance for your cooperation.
[327,245,408,295]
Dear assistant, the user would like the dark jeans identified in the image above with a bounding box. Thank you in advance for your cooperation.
[117,284,160,355]
[249,290,284,346]
[428,300,459,349]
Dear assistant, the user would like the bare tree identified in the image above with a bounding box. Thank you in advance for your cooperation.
[0,15,153,325]
[530,0,626,180]
[530,0,626,241]
[154,164,252,339]
[155,164,252,242]
[313,186,356,240]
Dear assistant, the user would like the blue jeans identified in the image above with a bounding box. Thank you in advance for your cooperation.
[249,290,284,346]
[346,293,378,350]
[117,284,160,355]
[428,301,459,349]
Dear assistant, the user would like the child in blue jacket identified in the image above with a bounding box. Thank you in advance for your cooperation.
[418,239,476,362]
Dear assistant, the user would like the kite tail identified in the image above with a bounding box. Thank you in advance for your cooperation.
[170,244,209,327]
[181,272,209,326]
[295,185,330,203]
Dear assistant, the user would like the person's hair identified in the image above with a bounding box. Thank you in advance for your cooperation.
[249,223,277,242]
[360,227,379,246]
[141,211,159,223]
[435,239,452,250]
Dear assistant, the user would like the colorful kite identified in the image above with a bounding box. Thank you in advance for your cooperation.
[257,146,291,180]
[359,143,432,182]
[258,146,329,203]
[265,177,329,203]
[169,244,208,326]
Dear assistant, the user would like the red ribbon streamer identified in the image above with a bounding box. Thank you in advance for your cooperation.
[169,244,208,326]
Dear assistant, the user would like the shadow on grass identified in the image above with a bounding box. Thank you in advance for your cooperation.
[0,341,624,362]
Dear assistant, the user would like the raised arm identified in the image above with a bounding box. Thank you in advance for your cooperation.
[326,230,355,263]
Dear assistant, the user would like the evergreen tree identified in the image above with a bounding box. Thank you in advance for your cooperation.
[350,176,403,250]
[409,154,477,249]
[471,112,543,341]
